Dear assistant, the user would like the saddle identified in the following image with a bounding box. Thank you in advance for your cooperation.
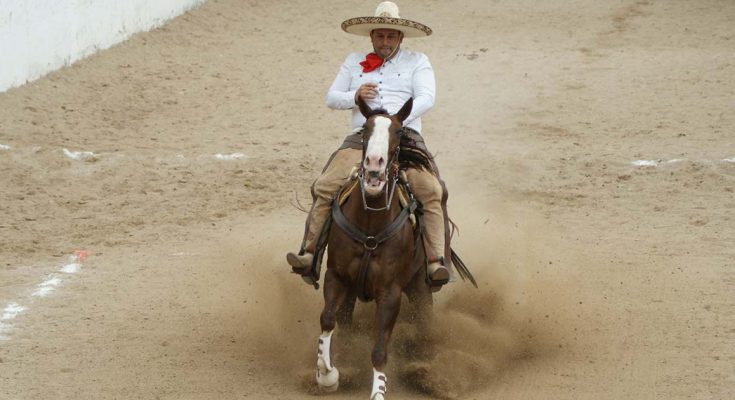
[299,130,476,291]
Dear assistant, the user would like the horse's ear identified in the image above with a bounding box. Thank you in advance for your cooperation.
[357,96,372,118]
[396,97,413,123]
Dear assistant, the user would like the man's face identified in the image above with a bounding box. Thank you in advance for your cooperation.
[371,29,403,59]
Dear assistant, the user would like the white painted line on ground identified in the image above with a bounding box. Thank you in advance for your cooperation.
[0,303,27,341]
[63,148,98,161]
[32,276,63,297]
[632,158,735,167]
[0,144,10,150]
[632,160,659,167]
[1,303,26,321]
[60,262,81,274]
[0,251,88,342]
[630,158,685,167]
[171,252,200,256]
[214,152,246,160]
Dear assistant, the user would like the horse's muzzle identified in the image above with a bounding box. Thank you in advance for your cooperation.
[362,168,387,196]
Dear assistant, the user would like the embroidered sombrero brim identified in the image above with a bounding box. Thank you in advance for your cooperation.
[341,16,432,38]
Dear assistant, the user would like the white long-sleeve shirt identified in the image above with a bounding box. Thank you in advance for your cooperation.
[325,49,436,134]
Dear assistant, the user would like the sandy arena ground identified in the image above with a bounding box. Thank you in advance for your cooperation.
[0,0,733,398]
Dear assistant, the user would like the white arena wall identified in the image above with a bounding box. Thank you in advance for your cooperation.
[0,0,206,93]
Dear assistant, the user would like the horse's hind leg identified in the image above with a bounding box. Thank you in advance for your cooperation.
[316,269,347,392]
[405,270,434,326]
[404,280,435,362]
[371,286,402,400]
[336,291,357,331]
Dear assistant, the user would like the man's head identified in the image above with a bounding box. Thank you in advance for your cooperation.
[370,28,403,60]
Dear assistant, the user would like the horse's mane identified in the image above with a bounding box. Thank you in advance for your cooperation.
[398,132,434,172]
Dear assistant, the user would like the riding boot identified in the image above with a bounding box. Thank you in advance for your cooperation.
[427,258,449,284]
[287,252,314,273]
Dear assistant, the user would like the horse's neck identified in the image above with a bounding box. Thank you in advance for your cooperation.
[345,186,401,236]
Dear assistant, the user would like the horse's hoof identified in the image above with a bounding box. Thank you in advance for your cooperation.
[316,370,339,392]
[371,393,385,400]
[316,361,339,391]
[319,381,339,393]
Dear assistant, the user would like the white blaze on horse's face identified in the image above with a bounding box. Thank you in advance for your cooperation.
[363,116,391,196]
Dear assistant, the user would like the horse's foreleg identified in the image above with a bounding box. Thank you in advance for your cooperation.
[316,330,339,391]
[370,286,402,400]
[317,269,347,391]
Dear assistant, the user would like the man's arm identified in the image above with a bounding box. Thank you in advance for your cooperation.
[325,55,359,110]
[404,54,435,125]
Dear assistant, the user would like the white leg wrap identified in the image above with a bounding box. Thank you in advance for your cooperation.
[370,368,387,400]
[316,330,339,391]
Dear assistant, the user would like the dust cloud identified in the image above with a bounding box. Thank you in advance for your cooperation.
[394,197,588,398]
[226,197,591,398]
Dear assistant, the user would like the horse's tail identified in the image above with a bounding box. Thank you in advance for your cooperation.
[450,249,478,288]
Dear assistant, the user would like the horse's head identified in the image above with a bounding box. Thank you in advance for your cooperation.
[357,97,413,197]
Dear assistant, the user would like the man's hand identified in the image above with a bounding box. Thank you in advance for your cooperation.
[355,83,378,103]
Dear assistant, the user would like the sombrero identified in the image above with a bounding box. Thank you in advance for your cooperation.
[341,1,432,38]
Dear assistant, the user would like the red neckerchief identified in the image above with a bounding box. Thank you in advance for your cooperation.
[360,53,384,73]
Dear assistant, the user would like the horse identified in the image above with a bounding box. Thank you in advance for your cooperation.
[314,97,438,400]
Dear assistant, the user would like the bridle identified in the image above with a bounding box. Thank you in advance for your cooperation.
[357,121,403,212]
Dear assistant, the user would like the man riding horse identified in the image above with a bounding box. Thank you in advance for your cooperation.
[287,1,451,288]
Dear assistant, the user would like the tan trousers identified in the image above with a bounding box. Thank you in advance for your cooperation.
[301,147,446,263]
